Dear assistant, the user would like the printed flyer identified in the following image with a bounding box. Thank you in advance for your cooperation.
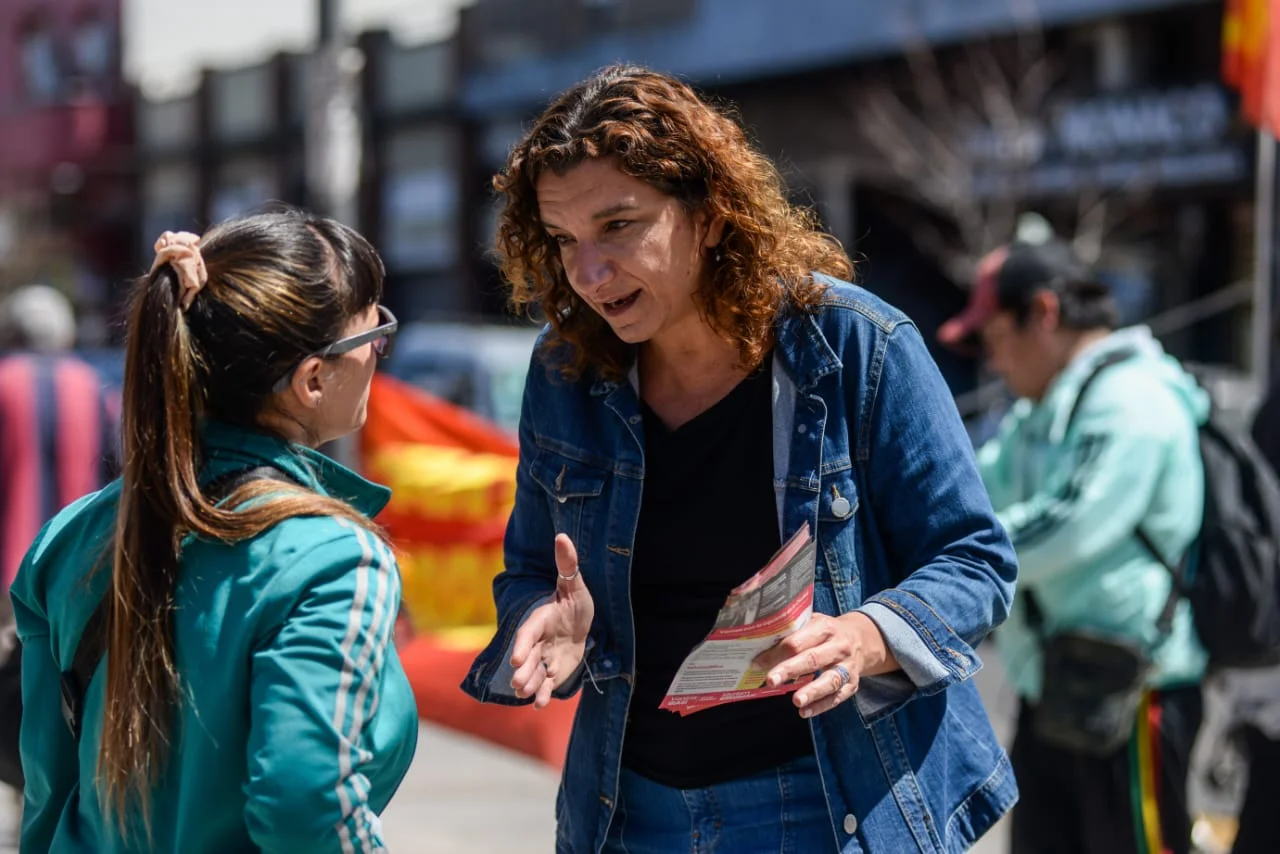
[659,524,817,716]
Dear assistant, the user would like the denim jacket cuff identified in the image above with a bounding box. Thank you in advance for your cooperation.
[483,594,554,700]
[475,594,595,702]
[460,590,548,706]
[852,602,934,720]
[855,594,982,722]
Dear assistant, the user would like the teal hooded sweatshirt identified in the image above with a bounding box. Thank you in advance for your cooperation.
[979,326,1209,701]
[12,422,419,853]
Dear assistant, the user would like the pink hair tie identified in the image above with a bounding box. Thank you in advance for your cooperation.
[150,231,208,310]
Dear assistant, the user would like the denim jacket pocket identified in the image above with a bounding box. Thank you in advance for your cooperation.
[528,448,611,556]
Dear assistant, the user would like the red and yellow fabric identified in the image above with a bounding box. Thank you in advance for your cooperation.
[361,374,577,769]
[1225,0,1246,86]
[361,374,517,633]
[1128,692,1167,854]
[368,442,516,631]
[1222,0,1280,135]
[362,373,517,457]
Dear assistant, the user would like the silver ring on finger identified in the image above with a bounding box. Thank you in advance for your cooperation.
[833,664,851,687]
[557,569,580,582]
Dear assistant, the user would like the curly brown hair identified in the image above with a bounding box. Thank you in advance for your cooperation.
[494,64,853,381]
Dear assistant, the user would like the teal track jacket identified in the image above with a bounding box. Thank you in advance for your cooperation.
[12,422,419,853]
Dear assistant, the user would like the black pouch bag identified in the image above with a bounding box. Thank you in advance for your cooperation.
[1031,625,1152,757]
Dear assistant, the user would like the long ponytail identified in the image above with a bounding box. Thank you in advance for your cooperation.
[99,265,202,835]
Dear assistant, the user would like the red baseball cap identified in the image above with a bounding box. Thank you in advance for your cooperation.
[937,246,1008,353]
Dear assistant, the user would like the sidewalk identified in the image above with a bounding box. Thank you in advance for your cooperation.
[0,722,559,853]
[381,722,559,852]
[0,790,12,853]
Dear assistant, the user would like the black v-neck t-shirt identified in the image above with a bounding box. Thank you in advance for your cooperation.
[620,359,814,788]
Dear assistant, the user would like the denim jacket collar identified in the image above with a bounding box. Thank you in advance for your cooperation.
[589,375,619,397]
[773,302,843,393]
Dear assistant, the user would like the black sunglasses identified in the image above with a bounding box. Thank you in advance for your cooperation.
[272,305,398,393]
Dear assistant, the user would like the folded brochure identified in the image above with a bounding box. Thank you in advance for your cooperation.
[659,523,817,716]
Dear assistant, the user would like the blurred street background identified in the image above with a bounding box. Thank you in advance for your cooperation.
[1,0,1276,851]
[5,0,1272,406]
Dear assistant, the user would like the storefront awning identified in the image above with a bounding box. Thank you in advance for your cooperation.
[462,0,1210,116]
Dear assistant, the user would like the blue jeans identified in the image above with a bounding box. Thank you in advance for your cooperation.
[602,755,835,853]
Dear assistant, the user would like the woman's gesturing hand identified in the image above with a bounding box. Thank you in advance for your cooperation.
[751,612,898,719]
[509,534,595,708]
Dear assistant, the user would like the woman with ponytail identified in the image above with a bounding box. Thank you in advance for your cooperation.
[10,208,418,852]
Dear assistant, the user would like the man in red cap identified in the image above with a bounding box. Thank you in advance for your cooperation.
[940,239,1208,854]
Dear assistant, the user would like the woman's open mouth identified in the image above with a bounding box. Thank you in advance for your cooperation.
[602,291,641,317]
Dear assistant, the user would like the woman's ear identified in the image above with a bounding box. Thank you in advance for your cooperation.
[701,213,727,253]
[287,356,326,410]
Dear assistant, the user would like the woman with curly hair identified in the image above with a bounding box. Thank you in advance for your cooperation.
[463,65,1018,853]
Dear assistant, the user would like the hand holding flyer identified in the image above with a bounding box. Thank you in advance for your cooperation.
[659,524,817,716]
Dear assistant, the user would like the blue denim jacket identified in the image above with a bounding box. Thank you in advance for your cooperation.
[463,277,1019,853]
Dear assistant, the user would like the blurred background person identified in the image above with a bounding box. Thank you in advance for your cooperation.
[0,284,118,798]
[1225,329,1280,854]
[1252,317,1280,471]
[0,284,118,594]
[939,239,1208,854]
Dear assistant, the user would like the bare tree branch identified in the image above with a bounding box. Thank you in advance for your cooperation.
[842,0,1146,287]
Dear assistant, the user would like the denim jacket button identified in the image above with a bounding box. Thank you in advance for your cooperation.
[831,497,852,518]
[797,424,807,434]
[843,814,857,835]
[628,415,641,425]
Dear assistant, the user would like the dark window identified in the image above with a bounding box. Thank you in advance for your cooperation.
[19,18,62,101]
[73,15,112,80]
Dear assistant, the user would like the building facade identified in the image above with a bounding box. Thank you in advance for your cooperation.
[454,0,1253,397]
[135,31,468,324]
[0,0,135,344]
[132,0,1258,398]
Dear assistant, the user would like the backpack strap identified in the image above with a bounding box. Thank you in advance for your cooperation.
[58,465,298,740]
[58,596,108,741]
[1135,528,1185,637]
[1063,349,1139,433]
[1063,348,1185,637]
[1023,352,1137,642]
[1024,347,1182,639]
